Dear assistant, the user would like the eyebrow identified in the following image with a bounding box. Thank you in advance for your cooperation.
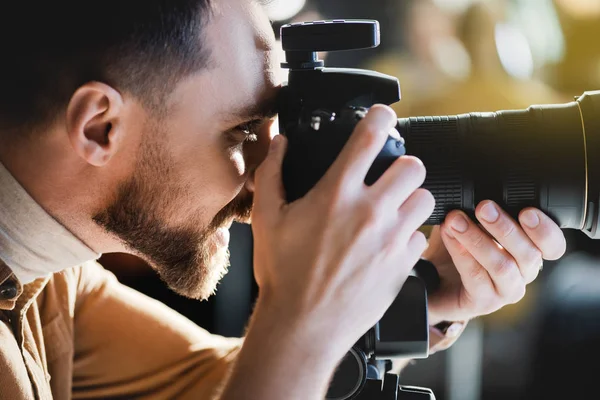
[228,97,279,123]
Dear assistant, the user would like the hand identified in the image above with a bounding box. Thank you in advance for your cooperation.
[250,105,435,359]
[423,201,567,326]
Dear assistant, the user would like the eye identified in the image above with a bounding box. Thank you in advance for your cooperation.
[233,120,262,142]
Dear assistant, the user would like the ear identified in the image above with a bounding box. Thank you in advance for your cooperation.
[65,82,126,167]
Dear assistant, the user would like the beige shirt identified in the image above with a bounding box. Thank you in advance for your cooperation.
[0,161,241,399]
[0,261,241,400]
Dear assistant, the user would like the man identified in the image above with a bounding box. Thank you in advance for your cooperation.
[0,0,566,399]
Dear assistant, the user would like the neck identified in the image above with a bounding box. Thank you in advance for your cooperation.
[0,159,101,283]
[0,132,124,282]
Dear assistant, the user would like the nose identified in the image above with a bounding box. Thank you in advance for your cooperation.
[245,169,256,193]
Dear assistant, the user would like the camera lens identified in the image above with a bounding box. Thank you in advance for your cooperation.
[397,91,600,239]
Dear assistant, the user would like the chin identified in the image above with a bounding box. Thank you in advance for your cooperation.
[235,215,252,225]
[147,235,232,301]
[204,241,232,296]
[193,245,231,300]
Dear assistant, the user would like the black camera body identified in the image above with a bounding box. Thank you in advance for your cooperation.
[278,20,435,400]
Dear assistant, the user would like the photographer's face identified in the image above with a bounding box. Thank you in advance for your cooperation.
[95,0,279,300]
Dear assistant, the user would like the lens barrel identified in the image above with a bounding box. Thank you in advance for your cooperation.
[397,91,600,238]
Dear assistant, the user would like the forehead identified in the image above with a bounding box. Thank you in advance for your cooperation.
[208,0,275,48]
[202,0,279,111]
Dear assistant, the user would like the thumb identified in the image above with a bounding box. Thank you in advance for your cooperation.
[253,135,288,223]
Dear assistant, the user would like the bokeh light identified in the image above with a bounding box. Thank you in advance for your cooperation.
[495,22,534,80]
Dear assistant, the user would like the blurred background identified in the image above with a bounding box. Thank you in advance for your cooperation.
[99,0,600,399]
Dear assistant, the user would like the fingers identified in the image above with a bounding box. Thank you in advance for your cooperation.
[388,230,429,296]
[371,156,428,208]
[395,188,436,243]
[323,105,398,190]
[475,201,542,283]
[382,190,434,297]
[252,135,288,226]
[442,210,525,302]
[518,207,567,261]
[404,231,429,271]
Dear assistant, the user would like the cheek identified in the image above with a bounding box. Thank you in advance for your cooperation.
[166,145,247,226]
[230,149,247,177]
[202,148,248,207]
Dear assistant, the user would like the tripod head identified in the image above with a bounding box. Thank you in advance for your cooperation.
[278,20,435,400]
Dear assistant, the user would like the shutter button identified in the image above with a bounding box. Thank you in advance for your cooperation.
[0,280,18,300]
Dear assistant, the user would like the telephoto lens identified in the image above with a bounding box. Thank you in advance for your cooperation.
[398,91,600,239]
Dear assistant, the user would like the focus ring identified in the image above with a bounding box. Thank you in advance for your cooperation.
[499,111,539,208]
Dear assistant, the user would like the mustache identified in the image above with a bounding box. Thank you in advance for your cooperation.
[207,192,254,234]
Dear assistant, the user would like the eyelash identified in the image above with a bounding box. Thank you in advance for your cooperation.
[233,120,262,142]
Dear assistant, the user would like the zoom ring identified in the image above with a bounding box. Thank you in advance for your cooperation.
[424,174,463,225]
[401,116,465,225]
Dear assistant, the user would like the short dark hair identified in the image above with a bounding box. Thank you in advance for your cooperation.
[0,0,213,134]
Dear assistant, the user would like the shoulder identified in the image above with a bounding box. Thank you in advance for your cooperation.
[39,260,115,314]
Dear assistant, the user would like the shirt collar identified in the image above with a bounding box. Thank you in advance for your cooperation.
[0,161,100,287]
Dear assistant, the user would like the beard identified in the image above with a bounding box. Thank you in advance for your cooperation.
[93,134,253,301]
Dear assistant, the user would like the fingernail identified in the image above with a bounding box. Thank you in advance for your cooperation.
[480,202,499,223]
[446,322,465,338]
[451,214,469,233]
[269,135,281,153]
[521,210,540,229]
